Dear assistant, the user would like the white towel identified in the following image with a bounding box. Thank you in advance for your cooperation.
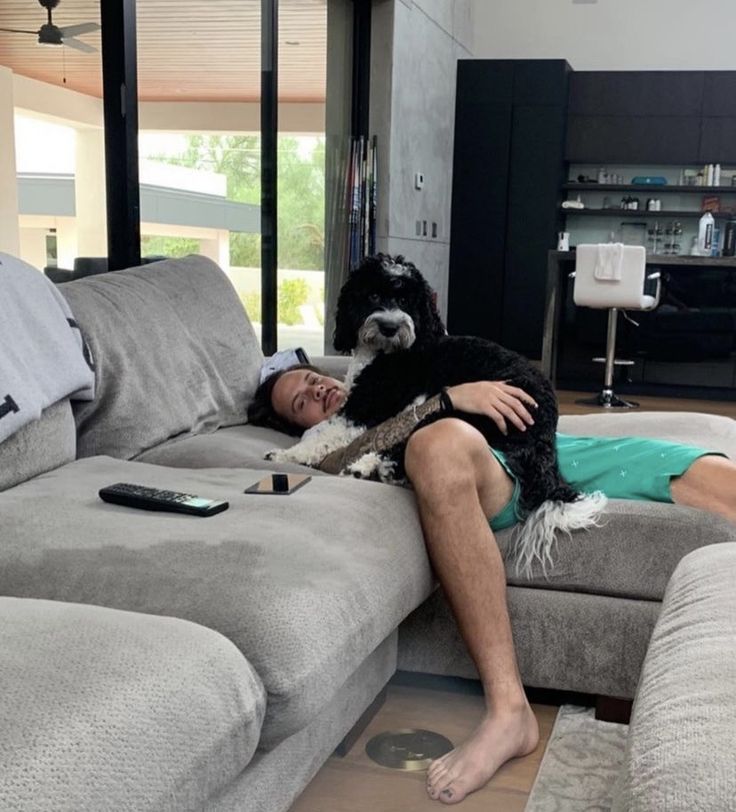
[594,242,624,281]
[0,253,95,443]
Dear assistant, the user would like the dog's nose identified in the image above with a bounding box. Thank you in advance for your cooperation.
[378,323,399,337]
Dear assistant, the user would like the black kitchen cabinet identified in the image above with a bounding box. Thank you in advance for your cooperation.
[569,71,703,117]
[448,59,570,358]
[699,117,736,163]
[702,72,736,116]
[567,116,701,164]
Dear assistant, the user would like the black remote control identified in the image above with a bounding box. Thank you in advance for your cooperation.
[98,483,229,517]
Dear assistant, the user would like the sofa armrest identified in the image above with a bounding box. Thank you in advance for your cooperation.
[613,543,736,811]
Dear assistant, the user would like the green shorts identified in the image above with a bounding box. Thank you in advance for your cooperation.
[489,433,723,531]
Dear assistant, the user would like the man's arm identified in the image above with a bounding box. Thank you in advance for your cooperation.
[317,394,444,475]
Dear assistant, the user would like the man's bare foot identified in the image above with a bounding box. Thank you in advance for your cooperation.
[425,703,539,804]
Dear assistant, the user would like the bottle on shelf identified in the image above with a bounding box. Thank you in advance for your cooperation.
[714,163,722,186]
[723,218,736,257]
[697,211,715,255]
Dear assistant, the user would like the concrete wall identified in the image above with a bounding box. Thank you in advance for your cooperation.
[371,0,474,319]
[472,0,736,71]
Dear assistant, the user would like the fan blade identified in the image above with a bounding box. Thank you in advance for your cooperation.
[0,28,38,34]
[58,22,100,37]
[62,37,96,53]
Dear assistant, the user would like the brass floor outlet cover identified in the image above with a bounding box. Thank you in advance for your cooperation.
[365,729,454,771]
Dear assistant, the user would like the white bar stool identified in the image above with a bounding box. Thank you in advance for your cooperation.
[571,244,661,408]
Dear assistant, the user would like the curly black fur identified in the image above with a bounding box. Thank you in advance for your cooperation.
[334,254,445,353]
[334,254,579,515]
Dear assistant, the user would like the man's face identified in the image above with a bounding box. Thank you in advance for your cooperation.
[271,369,347,429]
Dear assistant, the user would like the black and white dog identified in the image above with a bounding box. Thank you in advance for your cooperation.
[267,254,604,574]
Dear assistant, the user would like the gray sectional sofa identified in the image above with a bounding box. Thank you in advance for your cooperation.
[1,254,735,811]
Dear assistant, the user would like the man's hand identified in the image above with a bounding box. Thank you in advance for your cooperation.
[445,381,538,435]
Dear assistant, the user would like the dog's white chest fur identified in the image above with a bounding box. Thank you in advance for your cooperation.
[265,413,365,467]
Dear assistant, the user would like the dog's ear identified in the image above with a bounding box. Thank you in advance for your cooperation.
[416,275,447,346]
[333,283,356,353]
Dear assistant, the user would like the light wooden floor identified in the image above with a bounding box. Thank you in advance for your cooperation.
[557,388,736,418]
[290,392,734,812]
[290,685,558,812]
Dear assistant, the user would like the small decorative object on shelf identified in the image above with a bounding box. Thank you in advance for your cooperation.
[631,176,668,185]
[562,195,585,210]
[702,195,721,213]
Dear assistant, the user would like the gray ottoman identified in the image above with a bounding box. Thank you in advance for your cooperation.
[0,598,266,812]
[613,543,736,811]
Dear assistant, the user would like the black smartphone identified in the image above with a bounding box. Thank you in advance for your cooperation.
[244,473,312,495]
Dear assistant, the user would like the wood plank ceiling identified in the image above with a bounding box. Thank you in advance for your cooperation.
[0,0,326,101]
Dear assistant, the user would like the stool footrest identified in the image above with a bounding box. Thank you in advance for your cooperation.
[592,357,634,366]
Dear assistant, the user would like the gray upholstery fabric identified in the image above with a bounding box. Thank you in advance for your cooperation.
[0,399,76,492]
[210,632,397,812]
[558,411,736,459]
[135,423,322,475]
[310,354,351,380]
[0,597,265,812]
[613,543,736,812]
[499,499,736,600]
[59,255,262,460]
[0,455,432,749]
[399,586,660,699]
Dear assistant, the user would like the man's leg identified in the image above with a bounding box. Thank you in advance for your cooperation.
[670,455,736,523]
[404,418,539,805]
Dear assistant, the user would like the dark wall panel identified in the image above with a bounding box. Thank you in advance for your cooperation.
[503,104,567,358]
[699,117,736,162]
[569,71,704,117]
[566,115,701,163]
[449,60,569,354]
[513,60,570,106]
[702,73,736,116]
[447,96,511,340]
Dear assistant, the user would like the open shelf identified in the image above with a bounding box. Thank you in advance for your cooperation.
[561,207,735,219]
[563,183,736,194]
[553,250,736,268]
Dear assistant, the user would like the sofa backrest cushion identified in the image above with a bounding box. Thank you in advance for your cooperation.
[60,255,263,460]
[0,399,76,491]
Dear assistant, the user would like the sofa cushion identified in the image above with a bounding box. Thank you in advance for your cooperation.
[0,456,432,749]
[500,498,736,599]
[59,255,263,460]
[0,399,76,492]
[558,411,736,459]
[612,543,736,812]
[0,597,265,812]
[135,423,321,474]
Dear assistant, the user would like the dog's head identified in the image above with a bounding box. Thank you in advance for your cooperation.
[333,254,446,354]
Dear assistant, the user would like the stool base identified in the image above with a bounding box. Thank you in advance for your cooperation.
[575,388,639,409]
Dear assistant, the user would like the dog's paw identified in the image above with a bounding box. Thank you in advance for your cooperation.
[346,452,397,483]
[264,448,288,462]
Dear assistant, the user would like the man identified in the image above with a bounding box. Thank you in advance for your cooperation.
[249,365,736,805]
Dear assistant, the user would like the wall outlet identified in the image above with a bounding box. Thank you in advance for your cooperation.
[414,172,425,190]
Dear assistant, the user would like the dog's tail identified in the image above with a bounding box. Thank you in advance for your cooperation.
[508,491,607,580]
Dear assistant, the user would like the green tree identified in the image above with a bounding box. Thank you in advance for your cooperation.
[141,235,200,258]
[151,134,324,270]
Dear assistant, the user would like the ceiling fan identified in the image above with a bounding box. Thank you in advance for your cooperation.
[0,0,100,54]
